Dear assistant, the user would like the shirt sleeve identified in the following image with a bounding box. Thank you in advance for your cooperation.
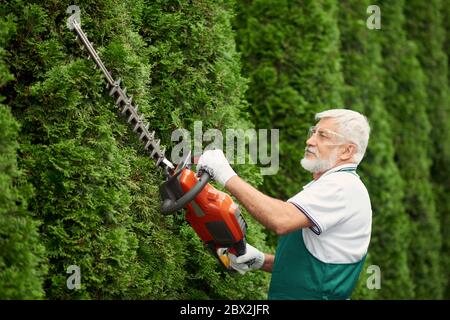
[288,178,347,235]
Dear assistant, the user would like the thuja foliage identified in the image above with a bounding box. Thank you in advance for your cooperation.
[0,14,46,299]
[234,0,344,202]
[442,1,450,299]
[137,0,271,299]
[1,0,269,299]
[403,0,450,299]
[379,0,443,299]
[337,0,413,299]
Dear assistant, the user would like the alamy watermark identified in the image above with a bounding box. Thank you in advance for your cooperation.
[66,5,81,29]
[67,265,81,290]
[367,5,381,30]
[171,121,279,175]
[366,264,381,290]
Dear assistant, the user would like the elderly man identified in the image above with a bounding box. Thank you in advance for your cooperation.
[197,109,372,300]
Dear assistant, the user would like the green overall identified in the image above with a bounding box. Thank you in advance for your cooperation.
[268,169,366,300]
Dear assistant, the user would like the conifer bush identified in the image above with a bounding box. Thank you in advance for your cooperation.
[234,0,344,203]
[403,0,450,299]
[338,0,413,299]
[1,0,269,299]
[379,0,443,299]
[0,14,46,299]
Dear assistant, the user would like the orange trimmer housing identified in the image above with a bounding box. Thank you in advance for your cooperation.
[160,164,247,268]
[179,168,247,258]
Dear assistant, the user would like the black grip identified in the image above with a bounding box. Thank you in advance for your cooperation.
[161,171,211,214]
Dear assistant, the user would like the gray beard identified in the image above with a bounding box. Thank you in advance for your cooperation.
[301,151,338,174]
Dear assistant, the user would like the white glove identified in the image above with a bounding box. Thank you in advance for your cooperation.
[217,243,265,275]
[196,149,237,187]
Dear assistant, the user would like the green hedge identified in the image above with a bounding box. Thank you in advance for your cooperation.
[0,14,46,299]
[379,0,443,299]
[1,0,269,299]
[404,0,450,299]
[338,0,413,299]
[442,1,450,299]
[234,0,344,202]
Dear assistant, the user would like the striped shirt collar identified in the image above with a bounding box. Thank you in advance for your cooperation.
[303,163,358,189]
[321,163,358,178]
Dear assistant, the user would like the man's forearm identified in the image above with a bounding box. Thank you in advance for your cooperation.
[224,175,313,235]
[225,176,287,233]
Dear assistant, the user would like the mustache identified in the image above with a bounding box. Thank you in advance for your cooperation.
[305,147,318,155]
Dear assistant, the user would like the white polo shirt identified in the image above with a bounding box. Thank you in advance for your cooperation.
[288,163,372,264]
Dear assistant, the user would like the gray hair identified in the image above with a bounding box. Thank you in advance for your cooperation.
[315,109,370,164]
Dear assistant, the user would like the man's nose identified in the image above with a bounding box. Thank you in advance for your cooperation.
[306,135,316,146]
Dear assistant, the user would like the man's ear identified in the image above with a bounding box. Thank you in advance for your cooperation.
[340,144,356,161]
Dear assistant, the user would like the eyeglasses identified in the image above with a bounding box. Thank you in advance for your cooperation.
[307,126,347,144]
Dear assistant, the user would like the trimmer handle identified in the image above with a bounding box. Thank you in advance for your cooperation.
[216,246,246,272]
[161,171,210,214]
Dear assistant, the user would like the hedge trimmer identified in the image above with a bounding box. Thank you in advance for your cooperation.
[67,8,247,270]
